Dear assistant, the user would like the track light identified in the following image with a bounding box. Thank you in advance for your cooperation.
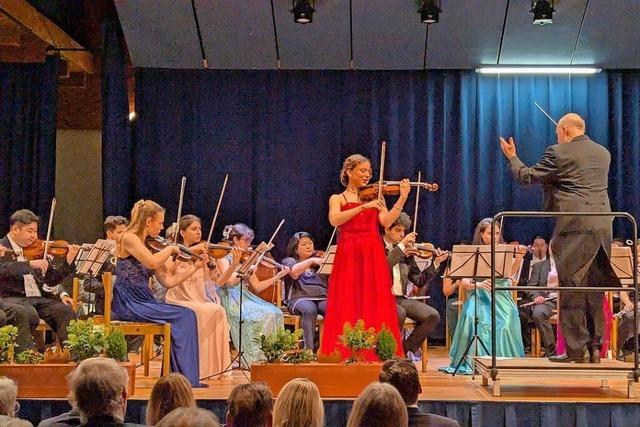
[418,0,442,24]
[531,0,555,25]
[292,0,315,24]
[475,67,601,75]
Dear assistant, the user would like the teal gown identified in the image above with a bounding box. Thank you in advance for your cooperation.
[440,279,524,375]
[217,256,284,367]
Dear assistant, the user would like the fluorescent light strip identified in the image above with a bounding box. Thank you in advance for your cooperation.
[475,67,601,75]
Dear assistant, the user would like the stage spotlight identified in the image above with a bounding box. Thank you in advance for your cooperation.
[292,0,315,24]
[531,0,555,25]
[418,0,442,24]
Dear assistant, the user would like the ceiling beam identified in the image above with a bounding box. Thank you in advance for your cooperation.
[0,0,96,73]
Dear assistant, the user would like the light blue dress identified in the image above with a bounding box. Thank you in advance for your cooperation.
[217,255,284,367]
[440,278,524,375]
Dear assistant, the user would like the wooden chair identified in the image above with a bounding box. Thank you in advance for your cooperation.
[402,318,429,373]
[93,272,171,377]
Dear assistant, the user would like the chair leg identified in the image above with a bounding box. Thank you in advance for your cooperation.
[421,338,428,373]
[143,336,151,377]
[162,325,171,378]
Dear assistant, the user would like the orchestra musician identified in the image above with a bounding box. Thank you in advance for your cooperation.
[319,154,408,360]
[0,209,79,350]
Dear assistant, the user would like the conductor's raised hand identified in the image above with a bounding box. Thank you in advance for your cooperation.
[499,137,517,160]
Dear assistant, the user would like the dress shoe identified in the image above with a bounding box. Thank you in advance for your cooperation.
[548,353,588,363]
[588,348,601,364]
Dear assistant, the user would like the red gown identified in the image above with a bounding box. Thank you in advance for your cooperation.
[319,202,404,360]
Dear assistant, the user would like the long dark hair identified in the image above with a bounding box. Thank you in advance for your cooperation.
[472,218,504,245]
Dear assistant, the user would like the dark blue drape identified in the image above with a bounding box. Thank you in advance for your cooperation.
[102,18,133,218]
[0,56,59,233]
[103,69,640,256]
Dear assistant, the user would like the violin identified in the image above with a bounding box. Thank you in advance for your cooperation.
[359,181,439,201]
[405,242,449,260]
[145,236,203,263]
[22,239,71,260]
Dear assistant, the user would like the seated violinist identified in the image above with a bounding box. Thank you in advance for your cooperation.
[383,212,449,359]
[281,232,328,350]
[0,209,79,348]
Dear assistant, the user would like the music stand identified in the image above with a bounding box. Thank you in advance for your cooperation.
[203,242,274,380]
[317,245,337,275]
[611,246,634,286]
[447,244,514,376]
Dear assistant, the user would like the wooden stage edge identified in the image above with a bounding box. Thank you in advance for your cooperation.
[24,347,640,404]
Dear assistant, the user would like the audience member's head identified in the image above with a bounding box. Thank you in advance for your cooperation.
[0,377,18,417]
[378,358,422,406]
[226,382,273,427]
[0,416,32,426]
[146,373,196,425]
[156,407,220,427]
[273,378,324,427]
[347,382,408,427]
[67,358,128,423]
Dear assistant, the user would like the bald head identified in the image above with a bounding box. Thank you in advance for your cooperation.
[556,113,585,144]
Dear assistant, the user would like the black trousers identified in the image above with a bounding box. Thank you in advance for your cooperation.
[396,296,440,354]
[3,296,77,345]
[0,299,39,352]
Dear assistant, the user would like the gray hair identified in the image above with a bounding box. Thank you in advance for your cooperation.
[389,212,411,230]
[68,358,128,422]
[0,377,17,416]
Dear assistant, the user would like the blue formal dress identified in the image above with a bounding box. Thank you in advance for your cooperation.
[440,279,524,375]
[111,256,201,385]
[217,256,283,367]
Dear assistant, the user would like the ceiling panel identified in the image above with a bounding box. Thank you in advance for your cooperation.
[115,0,202,68]
[427,0,507,68]
[275,0,351,70]
[196,0,277,69]
[499,0,587,65]
[351,0,425,70]
[115,0,640,70]
[572,0,640,68]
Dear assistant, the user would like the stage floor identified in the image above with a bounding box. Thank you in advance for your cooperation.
[126,347,640,403]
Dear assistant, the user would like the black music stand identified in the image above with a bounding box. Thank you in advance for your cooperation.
[447,244,514,376]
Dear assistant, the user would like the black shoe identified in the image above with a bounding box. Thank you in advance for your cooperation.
[548,354,588,363]
[589,348,601,364]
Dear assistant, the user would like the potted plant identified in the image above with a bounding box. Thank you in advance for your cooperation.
[255,327,303,363]
[252,319,395,397]
[0,319,135,398]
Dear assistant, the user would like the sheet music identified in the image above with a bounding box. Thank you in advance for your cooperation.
[317,245,337,275]
[76,239,115,276]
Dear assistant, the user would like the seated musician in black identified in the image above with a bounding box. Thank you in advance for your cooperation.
[0,245,40,352]
[82,215,128,315]
[384,212,449,358]
[281,232,327,351]
[0,209,79,348]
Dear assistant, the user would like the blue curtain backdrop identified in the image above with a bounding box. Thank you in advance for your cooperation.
[0,55,59,234]
[102,68,640,256]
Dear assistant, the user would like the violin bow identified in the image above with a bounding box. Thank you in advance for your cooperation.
[412,171,422,234]
[254,219,286,269]
[206,173,229,245]
[377,141,386,201]
[534,102,558,126]
[174,176,187,244]
[42,198,57,260]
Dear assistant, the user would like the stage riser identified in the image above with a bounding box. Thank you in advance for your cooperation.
[17,399,640,427]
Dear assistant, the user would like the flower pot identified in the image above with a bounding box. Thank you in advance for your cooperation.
[251,362,382,397]
[0,361,136,398]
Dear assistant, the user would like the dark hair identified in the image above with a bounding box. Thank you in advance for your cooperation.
[533,236,546,243]
[177,215,201,244]
[388,212,411,230]
[10,209,39,227]
[378,358,420,405]
[286,232,314,258]
[227,383,273,427]
[472,218,503,245]
[104,216,129,233]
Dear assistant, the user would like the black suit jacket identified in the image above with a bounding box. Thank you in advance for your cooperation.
[0,235,74,298]
[386,244,439,297]
[526,258,552,300]
[508,134,618,287]
[408,406,460,427]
